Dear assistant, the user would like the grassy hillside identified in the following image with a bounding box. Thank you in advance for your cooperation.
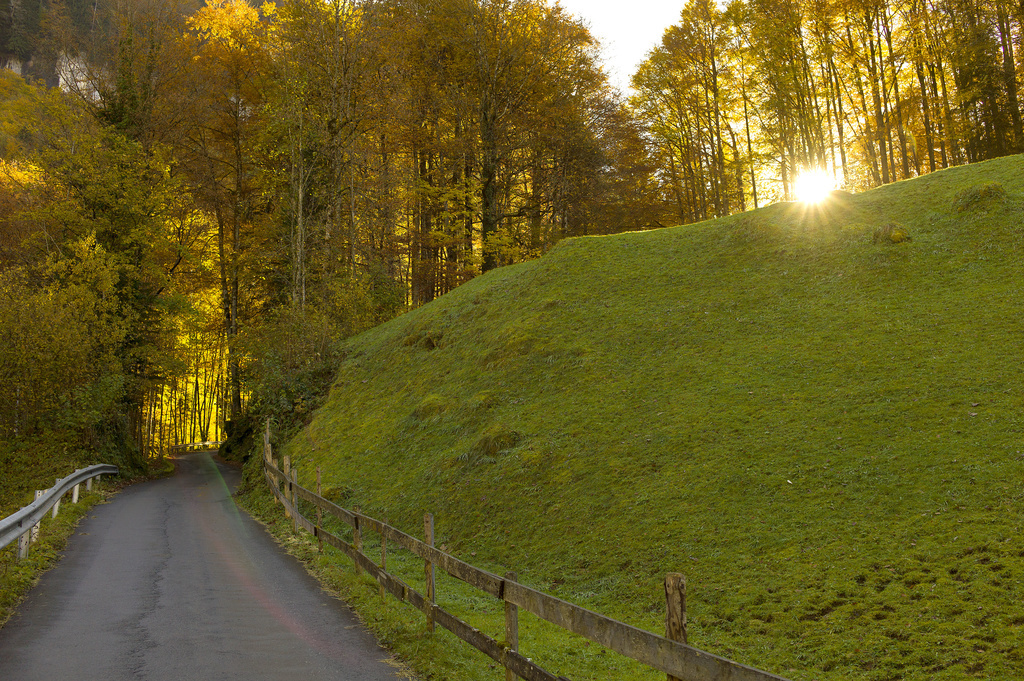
[278,155,1024,680]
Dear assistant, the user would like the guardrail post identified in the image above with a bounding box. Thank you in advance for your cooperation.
[424,512,435,633]
[353,506,363,576]
[72,483,80,504]
[665,573,687,681]
[18,532,29,559]
[31,491,42,543]
[86,477,93,492]
[505,571,519,681]
[51,479,61,518]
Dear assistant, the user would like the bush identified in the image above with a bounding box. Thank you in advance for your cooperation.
[238,266,405,435]
[238,305,347,428]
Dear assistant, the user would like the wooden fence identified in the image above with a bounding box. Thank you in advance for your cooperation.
[261,423,790,681]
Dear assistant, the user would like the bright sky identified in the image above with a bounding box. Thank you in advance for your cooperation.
[554,0,683,94]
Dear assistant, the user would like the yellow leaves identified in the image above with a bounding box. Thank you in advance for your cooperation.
[46,233,120,300]
[0,160,45,233]
[0,159,42,188]
[188,0,276,51]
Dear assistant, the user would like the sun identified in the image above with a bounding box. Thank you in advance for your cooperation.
[794,169,836,204]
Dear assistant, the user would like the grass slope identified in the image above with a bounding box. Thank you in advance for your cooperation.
[280,155,1024,680]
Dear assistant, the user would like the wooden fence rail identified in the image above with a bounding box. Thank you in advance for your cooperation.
[261,422,790,681]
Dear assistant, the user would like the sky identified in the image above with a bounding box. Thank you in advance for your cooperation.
[554,0,683,94]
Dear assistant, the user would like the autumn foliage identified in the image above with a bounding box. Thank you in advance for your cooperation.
[2,0,1024,458]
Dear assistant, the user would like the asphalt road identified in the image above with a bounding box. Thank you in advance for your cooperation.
[0,452,412,681]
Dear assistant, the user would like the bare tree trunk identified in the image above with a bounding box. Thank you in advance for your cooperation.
[997,3,1023,148]
[740,76,758,208]
[881,8,911,178]
[480,106,500,272]
[867,19,891,184]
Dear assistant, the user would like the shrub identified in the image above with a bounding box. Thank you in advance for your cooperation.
[238,266,405,433]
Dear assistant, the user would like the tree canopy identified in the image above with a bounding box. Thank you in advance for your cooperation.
[2,0,1023,459]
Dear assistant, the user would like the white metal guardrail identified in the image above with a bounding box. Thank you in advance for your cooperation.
[168,441,225,453]
[0,464,118,559]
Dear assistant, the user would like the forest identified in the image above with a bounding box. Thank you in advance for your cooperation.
[0,0,1021,465]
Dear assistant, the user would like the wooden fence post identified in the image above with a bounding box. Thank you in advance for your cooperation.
[264,419,272,463]
[424,512,435,633]
[353,506,363,576]
[505,571,520,681]
[290,469,298,532]
[282,456,292,520]
[665,573,687,681]
[379,517,387,598]
[273,459,281,505]
[315,466,323,553]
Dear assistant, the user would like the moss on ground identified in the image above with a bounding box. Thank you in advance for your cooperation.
[262,155,1024,681]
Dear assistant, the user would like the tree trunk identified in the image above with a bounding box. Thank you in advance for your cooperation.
[881,8,911,178]
[997,3,1023,149]
[740,76,758,208]
[866,18,891,184]
[846,21,881,185]
[480,105,500,272]
[916,52,936,173]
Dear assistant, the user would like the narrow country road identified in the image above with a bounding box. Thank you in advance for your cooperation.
[0,452,411,681]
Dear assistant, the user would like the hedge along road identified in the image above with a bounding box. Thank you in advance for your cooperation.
[0,451,412,681]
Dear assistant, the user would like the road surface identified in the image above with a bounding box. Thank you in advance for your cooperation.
[0,452,412,680]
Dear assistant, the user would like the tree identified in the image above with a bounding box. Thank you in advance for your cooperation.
[0,74,192,464]
[0,241,127,439]
[172,0,278,426]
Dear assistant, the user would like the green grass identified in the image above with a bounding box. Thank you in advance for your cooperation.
[0,435,114,627]
[264,155,1024,681]
[0,435,99,518]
